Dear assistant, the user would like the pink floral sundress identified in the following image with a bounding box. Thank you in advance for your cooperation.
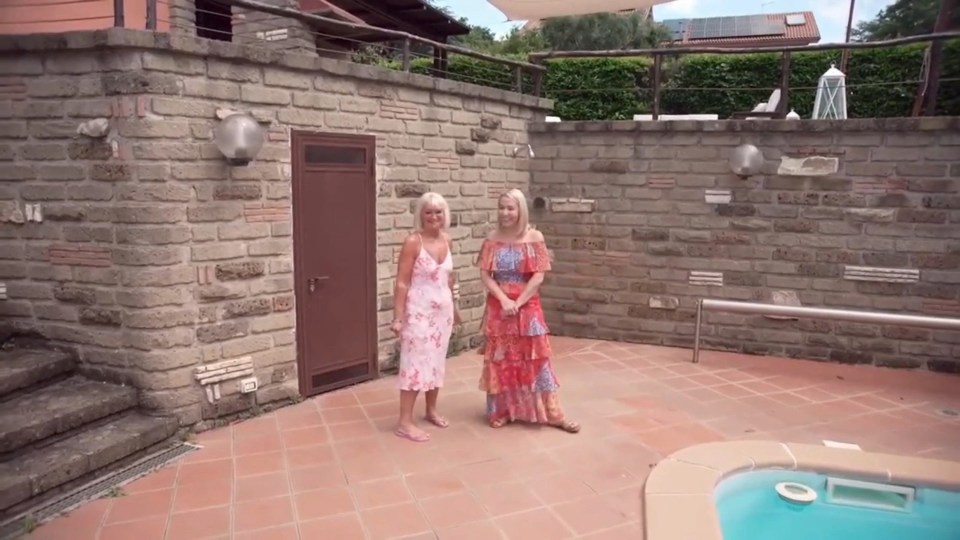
[397,239,454,391]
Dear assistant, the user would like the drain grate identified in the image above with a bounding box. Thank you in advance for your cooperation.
[0,443,199,540]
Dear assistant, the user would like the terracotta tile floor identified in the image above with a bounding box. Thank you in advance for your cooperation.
[28,338,960,539]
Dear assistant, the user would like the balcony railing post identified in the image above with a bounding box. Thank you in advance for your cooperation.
[514,66,523,94]
[921,0,957,116]
[652,54,662,121]
[146,0,157,30]
[531,59,544,97]
[778,51,792,118]
[114,0,125,27]
[401,39,411,72]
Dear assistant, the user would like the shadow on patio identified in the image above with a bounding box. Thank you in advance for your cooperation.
[27,337,960,539]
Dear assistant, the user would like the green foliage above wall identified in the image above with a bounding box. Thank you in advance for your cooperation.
[660,42,960,119]
[542,58,653,121]
[397,40,959,120]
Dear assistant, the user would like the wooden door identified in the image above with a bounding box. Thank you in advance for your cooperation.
[291,131,377,397]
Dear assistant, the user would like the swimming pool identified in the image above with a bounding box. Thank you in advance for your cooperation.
[715,469,960,540]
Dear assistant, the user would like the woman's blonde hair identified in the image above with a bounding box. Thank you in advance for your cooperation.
[413,192,451,232]
[498,188,530,233]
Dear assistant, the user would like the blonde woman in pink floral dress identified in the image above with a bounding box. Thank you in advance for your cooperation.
[391,192,461,442]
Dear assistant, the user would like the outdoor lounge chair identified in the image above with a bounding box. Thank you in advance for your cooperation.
[730,88,785,119]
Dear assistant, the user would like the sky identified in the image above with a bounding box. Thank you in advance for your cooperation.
[430,0,897,44]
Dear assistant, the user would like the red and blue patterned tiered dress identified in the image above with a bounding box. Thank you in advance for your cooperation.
[477,239,567,426]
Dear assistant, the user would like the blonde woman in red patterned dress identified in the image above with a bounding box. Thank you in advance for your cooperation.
[391,192,461,443]
[477,189,580,433]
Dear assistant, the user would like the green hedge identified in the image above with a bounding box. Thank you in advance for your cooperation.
[404,55,651,120]
[407,54,524,92]
[397,40,960,120]
[661,41,960,119]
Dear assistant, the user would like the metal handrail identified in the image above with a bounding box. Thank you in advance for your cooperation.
[528,31,960,60]
[215,0,545,74]
[692,299,960,363]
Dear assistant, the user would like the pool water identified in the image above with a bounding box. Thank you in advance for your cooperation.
[715,470,960,540]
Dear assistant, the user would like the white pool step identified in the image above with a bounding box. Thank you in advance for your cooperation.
[822,440,862,451]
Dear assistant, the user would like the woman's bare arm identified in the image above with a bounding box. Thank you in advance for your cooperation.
[479,237,518,315]
[392,235,419,324]
[515,230,547,307]
[515,272,545,308]
[446,235,462,324]
[446,235,456,293]
[480,269,509,302]
[479,234,513,302]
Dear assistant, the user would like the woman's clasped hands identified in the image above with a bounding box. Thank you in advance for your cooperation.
[499,297,518,317]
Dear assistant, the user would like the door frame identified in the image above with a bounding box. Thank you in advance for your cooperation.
[290,130,378,398]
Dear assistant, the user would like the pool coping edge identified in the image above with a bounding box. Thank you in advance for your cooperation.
[642,440,960,540]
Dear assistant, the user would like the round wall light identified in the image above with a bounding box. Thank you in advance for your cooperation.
[729,143,764,178]
[214,113,266,167]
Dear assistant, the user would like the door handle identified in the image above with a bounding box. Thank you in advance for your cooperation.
[307,276,329,293]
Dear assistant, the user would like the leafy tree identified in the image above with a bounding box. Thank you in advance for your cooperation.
[853,0,959,41]
[539,11,670,50]
[353,2,671,66]
[497,27,548,55]
[450,23,499,51]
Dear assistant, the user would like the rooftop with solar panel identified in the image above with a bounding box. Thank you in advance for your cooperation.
[662,11,821,48]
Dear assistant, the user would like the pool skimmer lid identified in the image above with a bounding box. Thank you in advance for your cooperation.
[776,482,817,504]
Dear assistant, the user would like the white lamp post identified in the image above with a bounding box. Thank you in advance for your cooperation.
[812,64,848,120]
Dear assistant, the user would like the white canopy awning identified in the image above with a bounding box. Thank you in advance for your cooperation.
[486,0,678,22]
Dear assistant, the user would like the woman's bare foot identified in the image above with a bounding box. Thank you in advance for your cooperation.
[395,423,430,442]
[550,419,581,434]
[425,412,449,428]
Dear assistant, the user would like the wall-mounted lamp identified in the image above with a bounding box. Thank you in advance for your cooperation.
[729,143,764,178]
[512,144,535,158]
[77,118,110,138]
[214,113,266,166]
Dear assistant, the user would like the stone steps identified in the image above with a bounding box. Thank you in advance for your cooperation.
[0,412,179,514]
[0,349,74,401]
[0,376,138,455]
[0,347,180,519]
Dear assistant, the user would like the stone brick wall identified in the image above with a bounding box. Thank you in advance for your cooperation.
[529,118,960,373]
[232,0,318,56]
[0,29,548,425]
[169,0,340,58]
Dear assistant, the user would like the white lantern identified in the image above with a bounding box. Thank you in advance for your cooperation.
[812,64,847,120]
